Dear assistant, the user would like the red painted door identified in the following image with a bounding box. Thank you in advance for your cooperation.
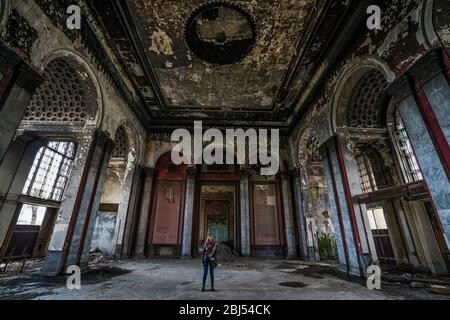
[252,183,280,245]
[152,181,184,245]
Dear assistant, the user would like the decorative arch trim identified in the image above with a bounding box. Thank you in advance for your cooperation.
[330,57,395,134]
[39,49,103,128]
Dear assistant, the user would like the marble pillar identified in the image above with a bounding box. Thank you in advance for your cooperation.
[239,170,250,256]
[0,42,43,164]
[182,167,196,256]
[291,170,308,259]
[134,168,155,259]
[281,172,297,257]
[389,51,450,265]
[78,138,115,267]
[120,166,143,258]
[43,129,112,274]
[112,161,136,257]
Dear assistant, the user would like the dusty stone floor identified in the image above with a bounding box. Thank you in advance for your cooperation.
[0,258,449,300]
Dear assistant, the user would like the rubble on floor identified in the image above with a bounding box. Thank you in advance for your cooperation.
[216,243,240,262]
[89,248,114,265]
[381,265,450,296]
[0,258,44,277]
[430,285,450,295]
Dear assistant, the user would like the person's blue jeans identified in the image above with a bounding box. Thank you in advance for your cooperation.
[202,259,215,290]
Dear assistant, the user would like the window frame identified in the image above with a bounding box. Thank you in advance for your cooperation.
[392,109,423,184]
[22,141,77,202]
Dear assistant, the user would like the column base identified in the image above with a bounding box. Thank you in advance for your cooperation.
[42,250,65,275]
[114,244,123,259]
[135,252,146,259]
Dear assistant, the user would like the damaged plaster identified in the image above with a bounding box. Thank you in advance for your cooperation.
[149,28,174,56]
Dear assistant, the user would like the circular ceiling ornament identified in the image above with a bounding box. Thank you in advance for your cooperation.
[185,2,256,65]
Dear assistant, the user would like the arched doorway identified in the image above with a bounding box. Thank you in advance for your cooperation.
[193,163,240,256]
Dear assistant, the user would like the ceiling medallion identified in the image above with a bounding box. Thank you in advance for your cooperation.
[185,2,256,65]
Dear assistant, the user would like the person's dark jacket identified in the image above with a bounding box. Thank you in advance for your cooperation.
[202,241,217,264]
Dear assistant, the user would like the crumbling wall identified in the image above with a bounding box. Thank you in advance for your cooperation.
[91,212,117,255]
[434,0,450,49]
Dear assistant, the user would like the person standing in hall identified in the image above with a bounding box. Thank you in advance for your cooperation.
[201,234,217,292]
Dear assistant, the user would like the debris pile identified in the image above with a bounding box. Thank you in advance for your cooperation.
[216,243,239,262]
[89,247,114,265]
[382,266,450,295]
[0,258,44,276]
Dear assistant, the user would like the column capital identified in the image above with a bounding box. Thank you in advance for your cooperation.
[105,138,116,154]
[142,167,155,178]
[94,130,110,146]
[0,41,44,93]
[239,169,251,178]
[186,166,197,178]
[287,168,300,179]
[280,171,292,180]
[408,50,444,87]
[16,62,44,94]
[15,131,38,145]
[387,50,446,105]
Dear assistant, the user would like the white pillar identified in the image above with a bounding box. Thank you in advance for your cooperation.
[182,168,196,256]
[240,170,251,256]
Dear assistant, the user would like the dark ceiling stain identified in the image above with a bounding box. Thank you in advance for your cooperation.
[185,2,256,65]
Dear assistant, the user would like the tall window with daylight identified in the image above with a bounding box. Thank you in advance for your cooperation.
[393,110,423,183]
[356,154,377,193]
[22,141,76,202]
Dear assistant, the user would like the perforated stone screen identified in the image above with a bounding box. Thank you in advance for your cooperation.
[24,58,96,123]
[348,70,388,128]
[111,126,130,159]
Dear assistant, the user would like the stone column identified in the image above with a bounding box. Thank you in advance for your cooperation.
[120,166,143,258]
[290,170,308,259]
[63,131,114,268]
[78,138,115,268]
[336,135,378,271]
[239,170,251,256]
[0,42,43,164]
[320,138,365,276]
[280,172,297,258]
[321,146,349,273]
[389,51,450,263]
[112,159,136,257]
[134,168,155,259]
[43,128,111,274]
[182,167,196,256]
[0,135,46,258]
[410,51,450,144]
